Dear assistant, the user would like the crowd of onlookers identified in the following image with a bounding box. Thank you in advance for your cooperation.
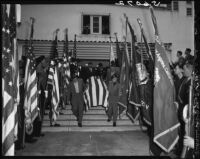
[169,48,195,158]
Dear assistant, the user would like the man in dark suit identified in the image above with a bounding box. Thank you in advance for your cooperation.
[68,69,86,127]
[184,48,194,63]
[33,56,48,137]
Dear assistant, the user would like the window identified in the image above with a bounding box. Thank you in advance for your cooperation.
[92,16,100,34]
[186,1,192,4]
[82,15,90,34]
[82,15,110,35]
[173,1,179,11]
[187,8,192,16]
[166,2,172,10]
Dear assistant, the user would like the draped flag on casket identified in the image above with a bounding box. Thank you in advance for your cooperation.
[84,76,109,110]
[150,7,180,153]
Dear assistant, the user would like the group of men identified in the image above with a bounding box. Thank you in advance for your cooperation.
[170,48,195,158]
[15,55,112,149]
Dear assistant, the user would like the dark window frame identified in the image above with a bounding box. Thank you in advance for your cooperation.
[82,14,110,35]
[186,8,192,16]
[173,1,179,11]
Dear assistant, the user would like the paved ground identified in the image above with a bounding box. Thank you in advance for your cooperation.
[15,131,150,156]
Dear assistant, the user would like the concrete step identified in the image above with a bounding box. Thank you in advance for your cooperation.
[45,109,107,115]
[59,105,106,110]
[42,125,146,132]
[43,119,135,127]
[43,114,130,120]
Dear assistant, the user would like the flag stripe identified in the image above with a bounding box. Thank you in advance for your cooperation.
[91,77,97,106]
[3,129,15,156]
[97,78,103,105]
[84,77,108,108]
[2,107,15,143]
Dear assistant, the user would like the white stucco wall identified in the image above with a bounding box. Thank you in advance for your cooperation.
[17,2,194,62]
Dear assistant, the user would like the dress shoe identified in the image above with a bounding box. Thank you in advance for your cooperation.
[113,122,116,127]
[59,112,64,115]
[78,123,82,127]
[54,123,60,127]
[35,133,45,137]
[107,119,111,122]
[40,133,45,137]
[25,138,37,143]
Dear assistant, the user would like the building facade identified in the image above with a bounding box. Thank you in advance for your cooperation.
[17,1,194,63]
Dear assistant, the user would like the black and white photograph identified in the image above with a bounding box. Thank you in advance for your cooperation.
[1,0,200,157]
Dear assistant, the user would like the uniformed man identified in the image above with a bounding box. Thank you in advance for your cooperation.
[175,60,194,157]
[68,69,86,127]
[15,59,26,149]
[107,72,121,127]
[33,56,48,137]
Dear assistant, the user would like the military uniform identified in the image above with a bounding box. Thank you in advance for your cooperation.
[176,77,191,156]
[68,76,85,126]
[33,60,48,136]
[107,80,120,125]
[15,80,26,149]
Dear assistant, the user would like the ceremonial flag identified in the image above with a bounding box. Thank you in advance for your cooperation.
[63,28,71,85]
[109,38,115,65]
[150,6,180,152]
[63,56,71,85]
[51,65,60,121]
[47,60,54,86]
[118,43,129,117]
[51,29,59,60]
[126,19,141,122]
[64,28,69,57]
[73,34,77,59]
[2,4,15,156]
[23,17,38,131]
[115,33,122,67]
[137,18,154,127]
[9,4,20,141]
[84,76,109,110]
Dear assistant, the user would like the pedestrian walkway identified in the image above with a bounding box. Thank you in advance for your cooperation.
[15,131,150,156]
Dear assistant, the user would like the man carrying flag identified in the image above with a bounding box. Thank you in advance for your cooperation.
[150,6,180,155]
[23,17,39,142]
[47,60,61,127]
[47,29,61,127]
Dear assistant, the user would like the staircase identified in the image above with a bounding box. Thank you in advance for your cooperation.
[42,105,145,132]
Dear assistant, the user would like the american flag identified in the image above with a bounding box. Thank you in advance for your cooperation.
[51,65,60,121]
[73,34,77,59]
[62,28,70,85]
[47,60,60,121]
[84,76,109,111]
[47,60,54,86]
[9,4,20,142]
[63,56,71,85]
[23,33,38,131]
[2,4,17,156]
